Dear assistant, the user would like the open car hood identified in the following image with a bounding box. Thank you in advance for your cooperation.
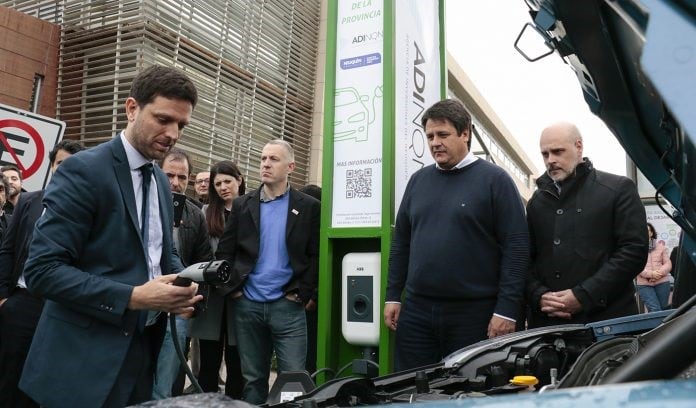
[520,0,696,291]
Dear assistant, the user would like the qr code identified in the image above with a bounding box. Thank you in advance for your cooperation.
[346,168,372,198]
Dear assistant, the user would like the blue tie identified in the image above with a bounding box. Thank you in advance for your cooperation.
[140,163,153,249]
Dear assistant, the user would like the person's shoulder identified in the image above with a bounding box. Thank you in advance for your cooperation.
[592,169,636,191]
[593,168,629,182]
[76,138,113,161]
[409,164,437,181]
[184,197,204,213]
[19,190,44,203]
[472,159,517,185]
[235,188,259,207]
[294,187,320,206]
[186,196,204,209]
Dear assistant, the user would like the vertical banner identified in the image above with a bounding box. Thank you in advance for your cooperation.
[331,0,384,228]
[394,0,442,213]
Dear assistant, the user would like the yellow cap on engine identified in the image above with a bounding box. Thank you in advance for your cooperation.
[510,375,539,386]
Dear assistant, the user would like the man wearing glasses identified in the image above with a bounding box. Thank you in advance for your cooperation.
[194,171,210,205]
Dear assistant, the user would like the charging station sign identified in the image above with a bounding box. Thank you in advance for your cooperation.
[0,103,65,192]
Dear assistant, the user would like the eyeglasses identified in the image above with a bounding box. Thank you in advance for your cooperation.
[195,178,210,185]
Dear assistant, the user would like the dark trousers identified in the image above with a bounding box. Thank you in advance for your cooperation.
[305,308,318,374]
[103,313,166,407]
[198,309,243,398]
[395,295,496,371]
[0,289,43,408]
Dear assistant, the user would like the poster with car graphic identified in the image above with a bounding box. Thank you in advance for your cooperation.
[331,0,384,228]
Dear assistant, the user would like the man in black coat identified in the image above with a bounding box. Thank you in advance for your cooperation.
[0,139,85,408]
[0,174,10,242]
[152,147,212,399]
[526,122,648,328]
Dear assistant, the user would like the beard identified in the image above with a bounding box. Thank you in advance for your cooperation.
[547,167,574,182]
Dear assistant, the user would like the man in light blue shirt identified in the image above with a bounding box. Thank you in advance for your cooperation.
[216,140,320,404]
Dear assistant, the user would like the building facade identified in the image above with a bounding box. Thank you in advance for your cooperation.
[1,1,536,199]
[1,0,322,188]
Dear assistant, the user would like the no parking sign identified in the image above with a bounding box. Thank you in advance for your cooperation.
[0,103,65,192]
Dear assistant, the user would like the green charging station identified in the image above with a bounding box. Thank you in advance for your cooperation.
[315,0,447,382]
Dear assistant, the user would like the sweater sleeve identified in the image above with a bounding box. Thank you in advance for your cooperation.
[492,172,530,319]
[655,246,672,279]
[638,254,653,279]
[386,180,413,302]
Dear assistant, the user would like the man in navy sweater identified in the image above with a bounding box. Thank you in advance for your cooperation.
[384,99,529,371]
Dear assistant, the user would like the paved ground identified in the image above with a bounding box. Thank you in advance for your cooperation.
[183,362,278,393]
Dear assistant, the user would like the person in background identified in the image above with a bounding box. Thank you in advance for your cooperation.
[18,65,202,407]
[0,139,85,408]
[152,147,213,399]
[0,174,10,242]
[384,99,529,371]
[526,122,647,327]
[216,140,320,404]
[189,160,245,398]
[299,183,321,374]
[195,171,211,205]
[670,239,679,284]
[1,164,22,215]
[635,222,672,312]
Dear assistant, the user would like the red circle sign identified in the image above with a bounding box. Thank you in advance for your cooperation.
[0,118,45,179]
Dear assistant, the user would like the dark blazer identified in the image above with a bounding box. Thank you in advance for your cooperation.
[0,190,43,299]
[526,160,647,327]
[18,136,184,407]
[0,212,9,243]
[216,187,320,304]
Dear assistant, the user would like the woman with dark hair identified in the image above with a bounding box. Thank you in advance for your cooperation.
[636,222,672,312]
[189,160,245,397]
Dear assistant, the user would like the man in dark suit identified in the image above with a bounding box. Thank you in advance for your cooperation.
[217,139,320,404]
[0,139,85,408]
[1,164,22,216]
[152,147,212,399]
[0,174,10,242]
[19,65,203,407]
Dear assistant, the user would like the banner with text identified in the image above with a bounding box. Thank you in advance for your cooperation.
[331,0,384,228]
[645,204,682,252]
[394,0,442,214]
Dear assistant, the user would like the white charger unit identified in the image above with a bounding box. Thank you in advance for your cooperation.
[341,252,381,346]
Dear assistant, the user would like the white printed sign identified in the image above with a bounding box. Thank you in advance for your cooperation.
[331,0,384,228]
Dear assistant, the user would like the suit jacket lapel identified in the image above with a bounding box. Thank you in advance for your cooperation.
[249,188,261,232]
[111,137,140,238]
[286,188,301,237]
